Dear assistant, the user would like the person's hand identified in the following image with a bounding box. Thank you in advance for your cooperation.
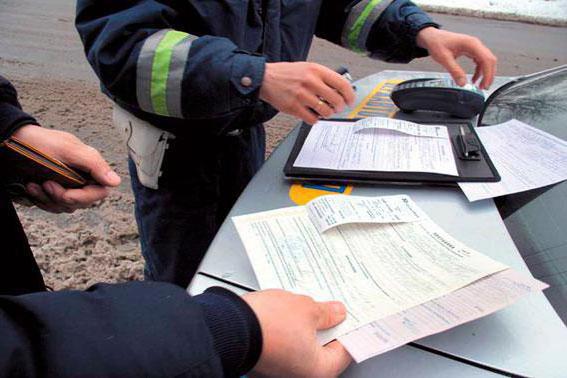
[416,27,497,89]
[259,62,356,125]
[243,289,352,377]
[11,125,121,213]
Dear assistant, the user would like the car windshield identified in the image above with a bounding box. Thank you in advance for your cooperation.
[479,66,567,325]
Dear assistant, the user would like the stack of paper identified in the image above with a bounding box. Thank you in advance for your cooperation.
[338,269,547,362]
[459,119,567,201]
[233,195,547,362]
[293,118,458,176]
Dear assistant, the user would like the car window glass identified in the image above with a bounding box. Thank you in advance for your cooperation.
[480,66,567,325]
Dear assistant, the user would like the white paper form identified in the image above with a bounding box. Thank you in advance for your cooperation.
[339,269,548,362]
[306,194,424,233]
[353,117,446,138]
[233,200,507,341]
[459,119,567,201]
[293,120,458,176]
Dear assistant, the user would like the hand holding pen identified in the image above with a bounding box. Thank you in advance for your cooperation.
[259,62,356,125]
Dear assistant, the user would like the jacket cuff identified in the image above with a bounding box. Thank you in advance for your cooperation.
[229,52,266,110]
[0,102,40,142]
[366,1,440,63]
[194,287,262,376]
[404,13,440,59]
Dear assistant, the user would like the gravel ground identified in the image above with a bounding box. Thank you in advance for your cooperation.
[12,75,300,290]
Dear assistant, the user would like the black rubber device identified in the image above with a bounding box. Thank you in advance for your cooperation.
[390,78,485,118]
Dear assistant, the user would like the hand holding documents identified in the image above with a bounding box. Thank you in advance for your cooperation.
[233,195,547,362]
[459,119,567,201]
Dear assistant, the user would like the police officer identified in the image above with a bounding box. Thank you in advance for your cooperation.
[76,1,497,288]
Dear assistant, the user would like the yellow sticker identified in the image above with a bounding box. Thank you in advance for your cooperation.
[289,183,353,205]
[348,79,403,119]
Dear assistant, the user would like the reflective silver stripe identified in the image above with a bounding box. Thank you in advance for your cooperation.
[357,1,391,51]
[136,29,169,113]
[341,0,392,52]
[165,36,193,118]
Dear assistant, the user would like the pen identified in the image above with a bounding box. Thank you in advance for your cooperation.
[460,125,469,158]
[336,66,357,91]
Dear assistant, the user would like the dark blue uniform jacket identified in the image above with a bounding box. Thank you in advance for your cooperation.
[76,0,438,135]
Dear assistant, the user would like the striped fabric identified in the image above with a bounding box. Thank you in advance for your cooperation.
[341,0,392,53]
[136,29,195,118]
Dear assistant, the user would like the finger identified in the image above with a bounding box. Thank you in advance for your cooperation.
[26,184,66,213]
[296,106,320,125]
[62,145,121,187]
[479,54,497,90]
[315,301,347,330]
[34,202,64,214]
[306,96,335,119]
[463,42,496,89]
[42,182,78,212]
[472,64,482,85]
[49,183,109,209]
[434,51,467,86]
[317,341,353,377]
[26,183,54,205]
[319,67,356,107]
[307,81,346,113]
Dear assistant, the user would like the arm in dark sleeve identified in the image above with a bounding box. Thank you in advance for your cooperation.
[0,282,261,377]
[0,75,39,142]
[75,0,265,122]
[316,0,439,63]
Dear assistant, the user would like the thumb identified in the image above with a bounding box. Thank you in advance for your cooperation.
[315,341,353,376]
[435,51,467,86]
[315,301,347,330]
[66,145,121,187]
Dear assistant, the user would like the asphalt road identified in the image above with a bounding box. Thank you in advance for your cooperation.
[1,0,566,82]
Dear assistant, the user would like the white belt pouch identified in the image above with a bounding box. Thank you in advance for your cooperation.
[113,104,175,189]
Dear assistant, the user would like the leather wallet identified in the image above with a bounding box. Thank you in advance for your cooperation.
[0,136,87,199]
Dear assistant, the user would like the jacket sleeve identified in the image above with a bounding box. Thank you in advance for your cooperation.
[0,282,261,377]
[316,0,439,63]
[75,0,266,121]
[0,75,39,142]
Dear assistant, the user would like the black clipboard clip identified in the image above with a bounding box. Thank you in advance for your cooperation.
[456,125,481,161]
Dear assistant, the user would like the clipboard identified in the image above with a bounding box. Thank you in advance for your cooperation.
[283,119,500,186]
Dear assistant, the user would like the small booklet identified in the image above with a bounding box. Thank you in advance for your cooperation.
[0,136,88,200]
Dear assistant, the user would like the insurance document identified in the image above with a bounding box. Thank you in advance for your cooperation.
[293,119,458,176]
[233,196,507,340]
[459,119,567,201]
[306,194,425,233]
[339,269,548,362]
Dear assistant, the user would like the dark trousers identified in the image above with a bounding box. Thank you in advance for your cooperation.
[129,125,265,288]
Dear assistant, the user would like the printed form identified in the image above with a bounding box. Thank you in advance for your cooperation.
[459,119,567,201]
[293,118,458,176]
[339,269,548,362]
[233,195,507,341]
